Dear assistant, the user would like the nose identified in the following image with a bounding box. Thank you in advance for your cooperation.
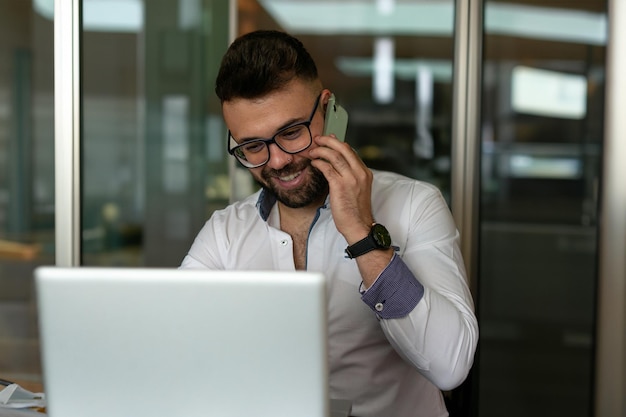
[265,143,293,170]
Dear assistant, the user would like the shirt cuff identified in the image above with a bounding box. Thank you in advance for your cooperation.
[360,254,424,319]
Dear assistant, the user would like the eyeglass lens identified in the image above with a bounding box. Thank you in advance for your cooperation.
[232,124,312,168]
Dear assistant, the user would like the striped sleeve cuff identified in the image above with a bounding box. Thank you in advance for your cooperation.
[360,254,424,319]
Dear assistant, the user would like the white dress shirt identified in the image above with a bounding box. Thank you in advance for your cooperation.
[181,170,478,417]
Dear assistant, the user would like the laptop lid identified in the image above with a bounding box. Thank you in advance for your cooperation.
[35,267,329,417]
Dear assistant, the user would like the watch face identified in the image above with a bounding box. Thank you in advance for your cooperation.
[372,224,391,248]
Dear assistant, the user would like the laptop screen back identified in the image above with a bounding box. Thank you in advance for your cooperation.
[35,267,329,417]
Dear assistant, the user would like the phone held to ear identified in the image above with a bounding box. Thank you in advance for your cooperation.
[323,94,349,142]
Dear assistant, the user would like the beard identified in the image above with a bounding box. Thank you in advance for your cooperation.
[254,159,329,209]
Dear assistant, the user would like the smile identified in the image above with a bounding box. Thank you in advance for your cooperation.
[278,171,302,182]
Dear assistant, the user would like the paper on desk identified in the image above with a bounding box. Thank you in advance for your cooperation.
[0,407,46,417]
[0,384,45,409]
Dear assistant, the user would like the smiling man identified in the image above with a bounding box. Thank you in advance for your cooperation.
[181,30,478,417]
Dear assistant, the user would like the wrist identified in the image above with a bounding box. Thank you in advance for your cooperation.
[345,223,392,259]
[344,223,374,245]
[344,221,375,245]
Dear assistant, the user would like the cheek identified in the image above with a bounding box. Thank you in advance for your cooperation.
[310,117,325,138]
[249,168,265,182]
[301,142,320,160]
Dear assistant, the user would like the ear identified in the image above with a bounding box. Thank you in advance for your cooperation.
[320,89,333,113]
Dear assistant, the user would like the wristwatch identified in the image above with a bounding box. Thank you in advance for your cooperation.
[345,223,392,259]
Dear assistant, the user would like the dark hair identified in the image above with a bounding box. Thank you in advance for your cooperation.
[215,30,319,102]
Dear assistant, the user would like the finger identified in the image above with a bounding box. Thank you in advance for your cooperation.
[310,145,352,174]
[310,135,364,171]
[313,134,353,156]
[310,156,348,184]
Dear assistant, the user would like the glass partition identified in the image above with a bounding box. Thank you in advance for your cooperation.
[0,0,230,387]
[80,0,230,267]
[477,1,607,416]
[235,2,462,411]
[0,1,54,386]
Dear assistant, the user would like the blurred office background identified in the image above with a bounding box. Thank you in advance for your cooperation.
[1,0,624,416]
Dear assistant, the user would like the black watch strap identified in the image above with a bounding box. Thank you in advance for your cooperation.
[345,235,377,259]
[345,223,391,259]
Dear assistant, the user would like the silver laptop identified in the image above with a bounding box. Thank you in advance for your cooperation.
[35,267,336,417]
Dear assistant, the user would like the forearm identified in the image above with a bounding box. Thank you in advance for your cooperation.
[381,288,478,390]
[360,254,478,390]
[354,247,395,289]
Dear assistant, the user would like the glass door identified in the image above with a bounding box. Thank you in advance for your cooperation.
[235,1,465,411]
[0,1,55,387]
[477,1,607,415]
[80,0,230,267]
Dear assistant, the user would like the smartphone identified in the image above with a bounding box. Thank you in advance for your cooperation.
[323,94,349,142]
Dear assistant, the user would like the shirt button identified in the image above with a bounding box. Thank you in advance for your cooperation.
[375,302,384,312]
[280,239,289,246]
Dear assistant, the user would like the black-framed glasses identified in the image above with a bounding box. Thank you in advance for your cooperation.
[227,94,321,168]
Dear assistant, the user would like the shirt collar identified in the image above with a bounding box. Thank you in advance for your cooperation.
[256,189,276,221]
[255,190,331,222]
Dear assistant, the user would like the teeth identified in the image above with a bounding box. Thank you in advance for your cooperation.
[279,171,301,182]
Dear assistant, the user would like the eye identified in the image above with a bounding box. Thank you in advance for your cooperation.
[276,124,306,141]
[241,141,266,154]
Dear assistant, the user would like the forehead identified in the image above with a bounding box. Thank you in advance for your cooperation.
[223,80,319,140]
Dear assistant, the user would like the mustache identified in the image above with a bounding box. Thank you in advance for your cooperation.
[262,159,311,178]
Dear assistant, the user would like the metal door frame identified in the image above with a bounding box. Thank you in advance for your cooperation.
[595,0,626,414]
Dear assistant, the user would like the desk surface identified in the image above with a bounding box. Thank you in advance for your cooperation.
[0,240,40,260]
[330,399,352,417]
[13,381,43,393]
[10,380,351,417]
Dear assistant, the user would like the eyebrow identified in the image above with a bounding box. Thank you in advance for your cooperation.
[235,116,308,144]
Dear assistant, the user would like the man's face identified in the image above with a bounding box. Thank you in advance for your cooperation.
[223,80,330,209]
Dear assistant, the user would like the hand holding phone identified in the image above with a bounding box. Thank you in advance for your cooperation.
[323,94,349,142]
